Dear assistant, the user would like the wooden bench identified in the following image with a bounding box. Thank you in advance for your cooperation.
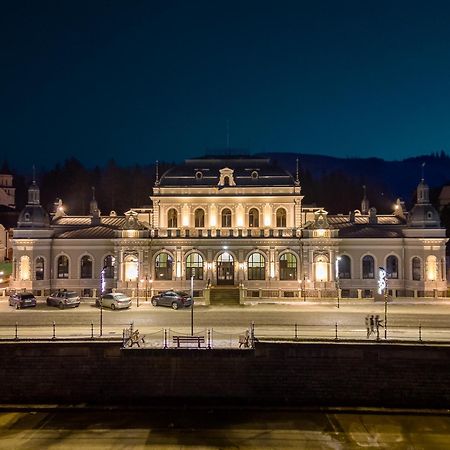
[173,335,205,348]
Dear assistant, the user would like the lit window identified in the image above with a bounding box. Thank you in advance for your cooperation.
[35,257,44,280]
[80,255,93,279]
[362,255,375,279]
[315,255,328,282]
[167,209,178,228]
[186,253,203,280]
[412,257,421,281]
[155,253,173,280]
[194,209,205,228]
[124,254,138,281]
[249,208,259,228]
[276,208,287,227]
[426,255,437,281]
[221,208,232,228]
[20,255,30,281]
[247,253,265,280]
[57,255,69,279]
[279,253,297,280]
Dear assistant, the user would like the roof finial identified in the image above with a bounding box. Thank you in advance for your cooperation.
[32,165,36,184]
[421,161,426,181]
[155,160,159,185]
[296,158,299,184]
[91,186,96,200]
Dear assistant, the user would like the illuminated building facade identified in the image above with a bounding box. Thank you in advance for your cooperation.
[10,156,448,302]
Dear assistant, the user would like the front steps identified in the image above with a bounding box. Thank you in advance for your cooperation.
[209,287,240,306]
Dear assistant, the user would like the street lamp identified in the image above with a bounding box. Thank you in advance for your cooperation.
[335,256,341,309]
[190,275,194,336]
[99,266,106,337]
[378,267,388,339]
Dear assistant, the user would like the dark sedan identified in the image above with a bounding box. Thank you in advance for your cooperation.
[151,290,192,310]
[9,292,37,309]
[47,291,80,309]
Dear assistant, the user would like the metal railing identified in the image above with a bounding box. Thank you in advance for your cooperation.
[1,321,450,347]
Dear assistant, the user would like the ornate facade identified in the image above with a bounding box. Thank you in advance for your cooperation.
[10,156,448,302]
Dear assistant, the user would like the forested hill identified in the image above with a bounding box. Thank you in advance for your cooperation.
[258,151,450,213]
[9,152,450,216]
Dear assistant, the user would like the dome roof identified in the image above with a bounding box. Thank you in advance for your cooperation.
[17,204,50,228]
[17,180,50,228]
[407,203,440,228]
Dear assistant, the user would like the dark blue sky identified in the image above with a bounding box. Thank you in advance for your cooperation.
[2,0,450,171]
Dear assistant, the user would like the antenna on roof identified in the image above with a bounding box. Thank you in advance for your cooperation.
[421,161,426,181]
[32,165,36,183]
[295,158,299,184]
[155,160,159,185]
[91,186,96,200]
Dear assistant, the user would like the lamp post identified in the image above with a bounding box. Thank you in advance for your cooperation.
[378,267,388,340]
[145,275,148,301]
[190,275,194,336]
[99,266,106,337]
[335,256,341,309]
[303,274,306,302]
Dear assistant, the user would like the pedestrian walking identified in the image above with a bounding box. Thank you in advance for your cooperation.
[369,315,375,336]
[365,315,370,339]
[375,315,383,341]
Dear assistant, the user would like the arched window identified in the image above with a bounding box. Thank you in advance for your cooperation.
[276,208,287,228]
[35,257,44,280]
[249,208,259,228]
[57,255,69,279]
[224,176,230,186]
[80,255,93,279]
[221,208,232,228]
[167,209,178,228]
[362,255,375,279]
[186,253,203,280]
[338,255,351,279]
[279,253,297,280]
[426,255,437,281]
[155,253,173,280]
[20,255,30,281]
[412,257,421,281]
[103,255,115,279]
[386,255,398,279]
[194,209,205,228]
[315,255,329,282]
[124,254,138,281]
[247,253,265,280]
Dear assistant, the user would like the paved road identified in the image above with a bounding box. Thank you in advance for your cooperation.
[1,408,450,449]
[1,298,450,344]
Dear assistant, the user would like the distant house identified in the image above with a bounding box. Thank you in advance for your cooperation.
[0,163,16,261]
[9,156,448,300]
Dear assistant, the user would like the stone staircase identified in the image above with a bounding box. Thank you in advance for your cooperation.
[209,287,240,306]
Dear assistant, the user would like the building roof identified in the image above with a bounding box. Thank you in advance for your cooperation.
[158,156,295,187]
[52,216,127,239]
[327,215,405,238]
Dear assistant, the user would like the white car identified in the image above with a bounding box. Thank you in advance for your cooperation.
[96,292,132,310]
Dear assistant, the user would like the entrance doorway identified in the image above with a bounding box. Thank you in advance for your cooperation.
[217,252,234,285]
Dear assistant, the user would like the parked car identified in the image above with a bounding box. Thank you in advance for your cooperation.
[9,292,37,309]
[151,290,193,310]
[46,290,80,309]
[95,292,132,310]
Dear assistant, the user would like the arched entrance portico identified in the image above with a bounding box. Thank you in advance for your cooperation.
[217,252,234,285]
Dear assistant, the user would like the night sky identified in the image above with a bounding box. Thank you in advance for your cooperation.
[2,0,450,171]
